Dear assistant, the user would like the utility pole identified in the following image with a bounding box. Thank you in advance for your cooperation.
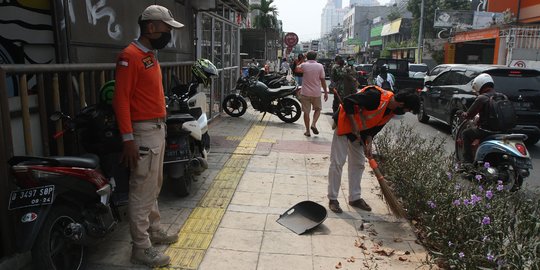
[417,0,425,63]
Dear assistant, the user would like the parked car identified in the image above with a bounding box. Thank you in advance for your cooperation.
[354,64,373,86]
[424,64,460,84]
[372,58,425,91]
[408,63,429,78]
[417,64,540,145]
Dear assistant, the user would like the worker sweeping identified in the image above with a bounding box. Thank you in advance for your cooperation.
[327,86,419,217]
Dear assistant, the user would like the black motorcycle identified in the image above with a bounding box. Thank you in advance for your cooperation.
[222,76,301,123]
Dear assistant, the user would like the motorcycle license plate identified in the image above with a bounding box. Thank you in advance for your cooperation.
[8,185,55,210]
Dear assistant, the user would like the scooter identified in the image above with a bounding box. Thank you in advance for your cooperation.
[454,111,532,191]
[165,78,210,196]
[222,75,301,123]
[7,108,126,270]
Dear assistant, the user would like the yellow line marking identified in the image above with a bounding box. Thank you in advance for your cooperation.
[160,114,268,269]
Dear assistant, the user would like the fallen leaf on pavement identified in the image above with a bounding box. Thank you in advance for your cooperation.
[412,220,418,225]
[335,262,342,269]
[399,256,408,261]
[346,256,356,263]
[394,237,403,242]
[373,248,395,256]
[404,251,411,255]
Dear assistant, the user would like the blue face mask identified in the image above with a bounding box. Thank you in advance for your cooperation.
[347,61,355,66]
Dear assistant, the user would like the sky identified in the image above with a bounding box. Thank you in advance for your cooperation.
[272,0,392,42]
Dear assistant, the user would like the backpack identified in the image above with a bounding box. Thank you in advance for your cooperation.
[380,74,392,90]
[484,92,516,131]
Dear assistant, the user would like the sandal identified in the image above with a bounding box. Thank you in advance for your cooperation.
[304,132,311,137]
[329,200,343,213]
[310,126,319,135]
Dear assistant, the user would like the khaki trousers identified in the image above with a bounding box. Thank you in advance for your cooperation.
[128,121,166,248]
[327,130,365,202]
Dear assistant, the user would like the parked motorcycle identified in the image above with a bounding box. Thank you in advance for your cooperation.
[7,107,127,270]
[165,77,211,197]
[455,110,532,191]
[222,75,301,123]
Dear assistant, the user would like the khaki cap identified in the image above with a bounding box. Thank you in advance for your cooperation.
[141,5,184,29]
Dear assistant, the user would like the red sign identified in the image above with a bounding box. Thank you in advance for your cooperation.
[284,32,299,47]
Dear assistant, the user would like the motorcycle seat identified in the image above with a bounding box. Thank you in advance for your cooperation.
[483,133,527,142]
[9,155,99,168]
[266,85,296,94]
[167,114,195,124]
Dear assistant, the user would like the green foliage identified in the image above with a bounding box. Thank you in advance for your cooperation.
[373,122,540,269]
[250,0,279,30]
[407,0,471,39]
[387,7,401,21]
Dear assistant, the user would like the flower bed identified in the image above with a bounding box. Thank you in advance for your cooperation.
[373,122,540,269]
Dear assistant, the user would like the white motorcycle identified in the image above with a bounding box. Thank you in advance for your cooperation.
[164,59,217,196]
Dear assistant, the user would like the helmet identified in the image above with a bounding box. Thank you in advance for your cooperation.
[471,73,494,93]
[99,80,115,105]
[192,58,218,87]
[380,64,388,73]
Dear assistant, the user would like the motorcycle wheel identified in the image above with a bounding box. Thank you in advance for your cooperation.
[171,173,193,197]
[222,94,247,117]
[450,111,461,139]
[32,205,86,270]
[276,97,301,123]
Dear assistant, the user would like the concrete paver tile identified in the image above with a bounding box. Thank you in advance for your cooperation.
[264,214,291,233]
[310,217,358,236]
[362,221,418,241]
[198,248,258,270]
[271,183,308,196]
[269,193,309,208]
[273,173,307,186]
[257,253,312,270]
[231,191,271,207]
[260,231,312,255]
[87,240,132,267]
[210,227,263,252]
[237,178,274,194]
[219,211,267,231]
[312,235,365,258]
[313,255,360,270]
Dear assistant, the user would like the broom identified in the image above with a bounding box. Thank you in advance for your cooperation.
[332,87,407,219]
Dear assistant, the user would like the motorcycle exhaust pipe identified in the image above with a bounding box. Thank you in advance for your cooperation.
[64,222,87,244]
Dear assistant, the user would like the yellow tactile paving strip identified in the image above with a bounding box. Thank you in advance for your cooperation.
[159,116,268,269]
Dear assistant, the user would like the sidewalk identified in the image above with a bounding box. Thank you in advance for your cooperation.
[84,97,430,269]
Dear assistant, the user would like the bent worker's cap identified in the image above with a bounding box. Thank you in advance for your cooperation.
[141,5,184,29]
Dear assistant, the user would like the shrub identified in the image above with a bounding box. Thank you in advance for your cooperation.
[373,121,540,269]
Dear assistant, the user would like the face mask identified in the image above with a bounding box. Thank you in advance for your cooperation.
[393,107,406,115]
[148,32,171,50]
[347,61,354,66]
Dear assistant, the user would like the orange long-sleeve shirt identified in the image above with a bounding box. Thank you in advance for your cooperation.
[113,42,166,138]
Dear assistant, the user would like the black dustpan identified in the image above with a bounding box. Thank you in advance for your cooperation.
[276,200,327,234]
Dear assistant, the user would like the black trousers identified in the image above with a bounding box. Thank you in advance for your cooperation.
[462,127,491,163]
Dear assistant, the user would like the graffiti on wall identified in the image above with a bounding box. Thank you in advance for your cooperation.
[67,0,123,41]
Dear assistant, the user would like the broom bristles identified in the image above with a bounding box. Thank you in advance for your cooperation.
[369,158,407,219]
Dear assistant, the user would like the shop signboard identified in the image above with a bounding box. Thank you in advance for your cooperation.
[434,10,474,28]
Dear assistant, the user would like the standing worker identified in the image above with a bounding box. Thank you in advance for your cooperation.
[298,51,329,137]
[113,5,182,267]
[327,87,420,213]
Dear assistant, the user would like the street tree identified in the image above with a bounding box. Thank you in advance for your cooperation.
[407,0,471,39]
[250,0,280,60]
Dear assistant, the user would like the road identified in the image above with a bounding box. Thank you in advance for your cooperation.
[386,114,540,192]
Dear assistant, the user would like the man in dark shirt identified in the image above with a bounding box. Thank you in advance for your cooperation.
[460,73,499,165]
[327,87,419,213]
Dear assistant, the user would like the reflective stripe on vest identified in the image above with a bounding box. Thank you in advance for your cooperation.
[336,86,394,136]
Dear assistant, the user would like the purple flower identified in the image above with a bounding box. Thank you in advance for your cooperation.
[487,254,495,261]
[427,200,436,209]
[447,172,452,179]
[452,199,461,206]
[482,216,491,225]
[484,162,491,168]
[486,190,493,199]
[478,185,484,191]
[459,252,465,259]
[455,184,461,190]
[475,174,483,181]
[486,203,491,209]
[471,194,482,204]
[497,184,504,191]
[463,199,471,206]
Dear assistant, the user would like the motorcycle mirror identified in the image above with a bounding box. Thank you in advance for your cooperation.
[50,111,64,121]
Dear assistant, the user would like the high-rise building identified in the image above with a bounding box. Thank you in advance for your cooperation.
[349,0,380,7]
[333,0,342,8]
[321,1,348,37]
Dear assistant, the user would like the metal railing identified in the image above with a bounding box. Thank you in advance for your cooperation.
[0,61,194,256]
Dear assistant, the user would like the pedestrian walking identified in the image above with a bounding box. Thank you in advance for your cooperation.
[298,51,329,137]
[330,55,357,114]
[327,87,419,213]
[112,4,182,267]
[291,53,305,87]
[375,64,396,92]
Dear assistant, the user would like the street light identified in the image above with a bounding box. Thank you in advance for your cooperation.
[417,0,425,63]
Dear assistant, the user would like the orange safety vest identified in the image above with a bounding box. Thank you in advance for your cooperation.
[336,86,394,136]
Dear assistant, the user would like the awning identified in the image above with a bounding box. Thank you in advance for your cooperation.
[370,40,382,46]
[381,19,402,36]
[451,27,499,43]
[370,25,383,37]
